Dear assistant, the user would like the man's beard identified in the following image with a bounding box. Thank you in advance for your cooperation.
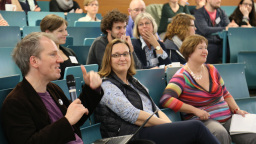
[210,3,220,9]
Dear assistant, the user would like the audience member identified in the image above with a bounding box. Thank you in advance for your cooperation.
[158,0,190,36]
[18,0,40,12]
[190,0,205,15]
[164,13,196,64]
[0,0,22,11]
[229,0,256,27]
[40,14,80,79]
[95,38,220,144]
[132,12,171,69]
[126,0,146,37]
[86,10,143,70]
[160,34,256,144]
[1,32,103,144]
[194,0,238,64]
[78,0,100,22]
[50,0,82,14]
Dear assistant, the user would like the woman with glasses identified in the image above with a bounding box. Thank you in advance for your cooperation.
[158,0,190,36]
[95,38,220,144]
[78,0,100,22]
[229,0,256,27]
[132,12,171,69]
[50,0,83,14]
[164,13,196,64]
[40,14,80,79]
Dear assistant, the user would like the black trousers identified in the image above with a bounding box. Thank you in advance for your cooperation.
[139,120,220,144]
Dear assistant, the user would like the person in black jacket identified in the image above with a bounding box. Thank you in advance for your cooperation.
[1,32,103,144]
[40,14,80,79]
[50,0,82,14]
[132,12,171,69]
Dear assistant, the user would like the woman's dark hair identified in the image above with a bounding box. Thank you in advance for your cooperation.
[229,0,256,26]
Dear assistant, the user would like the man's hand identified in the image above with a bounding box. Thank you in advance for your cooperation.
[65,99,89,125]
[81,65,102,89]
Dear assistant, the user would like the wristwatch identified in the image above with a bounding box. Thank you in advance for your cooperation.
[155,46,161,50]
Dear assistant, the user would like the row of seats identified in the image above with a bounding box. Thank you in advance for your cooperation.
[0,63,255,144]
[0,10,102,27]
[0,26,101,47]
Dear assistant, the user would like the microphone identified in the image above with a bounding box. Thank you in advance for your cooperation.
[66,75,77,102]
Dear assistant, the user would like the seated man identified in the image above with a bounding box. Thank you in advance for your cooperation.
[1,32,103,144]
[86,9,143,70]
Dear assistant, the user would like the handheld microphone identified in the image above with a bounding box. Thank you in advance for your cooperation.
[66,75,77,102]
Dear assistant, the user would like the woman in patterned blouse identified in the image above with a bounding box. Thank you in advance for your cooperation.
[160,34,256,144]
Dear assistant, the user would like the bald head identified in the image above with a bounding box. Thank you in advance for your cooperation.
[128,0,146,21]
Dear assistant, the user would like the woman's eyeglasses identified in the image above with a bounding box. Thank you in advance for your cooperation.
[111,52,131,58]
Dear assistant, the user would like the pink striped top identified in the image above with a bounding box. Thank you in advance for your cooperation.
[160,64,232,123]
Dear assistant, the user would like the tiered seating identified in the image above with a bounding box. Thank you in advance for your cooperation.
[27,11,65,26]
[22,26,41,37]
[221,6,236,16]
[74,21,101,27]
[37,1,50,12]
[84,38,96,46]
[81,123,102,144]
[66,13,86,27]
[67,45,90,65]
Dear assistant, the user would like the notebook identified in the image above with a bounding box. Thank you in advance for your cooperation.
[92,110,159,144]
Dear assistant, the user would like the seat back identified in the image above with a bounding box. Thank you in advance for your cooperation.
[80,123,102,144]
[83,38,96,46]
[220,6,236,16]
[214,63,250,99]
[63,64,99,83]
[238,51,256,89]
[22,26,41,37]
[0,11,27,27]
[74,21,101,27]
[37,1,50,12]
[166,67,182,83]
[0,26,21,48]
[134,69,166,107]
[67,27,102,45]
[52,77,82,100]
[0,48,21,77]
[66,13,86,26]
[0,88,13,144]
[235,97,256,114]
[228,28,256,63]
[27,11,65,26]
[67,45,90,65]
[0,75,20,90]
[161,108,182,122]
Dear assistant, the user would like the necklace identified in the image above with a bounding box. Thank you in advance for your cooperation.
[187,64,204,80]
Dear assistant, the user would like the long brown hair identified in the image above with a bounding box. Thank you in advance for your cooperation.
[98,39,136,77]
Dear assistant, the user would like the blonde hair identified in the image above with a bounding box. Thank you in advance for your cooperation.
[84,0,98,6]
[98,39,136,77]
[133,12,158,39]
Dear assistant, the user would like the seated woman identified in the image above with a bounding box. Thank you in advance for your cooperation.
[78,0,100,22]
[160,34,256,144]
[95,38,220,144]
[229,0,256,27]
[158,0,190,36]
[132,12,171,69]
[40,14,80,79]
[18,0,40,12]
[164,13,196,64]
[50,0,82,14]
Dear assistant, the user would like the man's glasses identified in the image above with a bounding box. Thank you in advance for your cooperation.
[132,8,145,13]
[111,52,131,58]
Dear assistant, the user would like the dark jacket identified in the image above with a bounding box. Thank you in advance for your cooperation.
[50,0,80,12]
[1,78,103,144]
[194,6,230,44]
[59,45,80,79]
[164,39,186,64]
[19,0,38,12]
[132,39,171,69]
[95,72,158,138]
